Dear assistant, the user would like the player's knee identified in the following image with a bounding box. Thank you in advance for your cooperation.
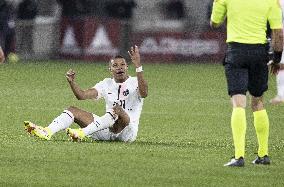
[66,106,78,113]
[113,105,130,124]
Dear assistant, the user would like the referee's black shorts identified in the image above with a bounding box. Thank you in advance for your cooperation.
[224,42,269,97]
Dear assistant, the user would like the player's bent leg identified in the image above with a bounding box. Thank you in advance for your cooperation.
[66,105,131,142]
[109,117,129,134]
[67,106,120,141]
[116,124,138,143]
[109,105,130,134]
[65,106,95,141]
[67,106,94,128]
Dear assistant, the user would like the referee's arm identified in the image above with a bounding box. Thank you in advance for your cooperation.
[210,0,227,28]
[269,0,283,62]
[271,29,283,52]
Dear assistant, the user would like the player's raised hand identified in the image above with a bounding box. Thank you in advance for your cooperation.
[128,45,141,68]
[66,69,76,83]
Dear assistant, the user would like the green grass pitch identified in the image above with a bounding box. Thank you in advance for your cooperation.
[0,61,284,186]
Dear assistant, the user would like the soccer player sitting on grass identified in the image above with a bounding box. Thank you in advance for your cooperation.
[24,45,148,142]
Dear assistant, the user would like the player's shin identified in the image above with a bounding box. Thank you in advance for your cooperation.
[82,112,117,136]
[47,110,75,135]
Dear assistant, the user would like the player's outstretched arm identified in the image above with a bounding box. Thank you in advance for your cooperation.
[0,47,5,64]
[66,69,98,100]
[128,45,148,98]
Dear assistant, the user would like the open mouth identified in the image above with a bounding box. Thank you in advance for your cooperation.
[116,71,124,75]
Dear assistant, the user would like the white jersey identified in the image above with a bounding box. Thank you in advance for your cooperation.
[93,76,144,126]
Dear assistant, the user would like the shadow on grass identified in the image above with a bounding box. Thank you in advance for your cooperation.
[49,137,232,150]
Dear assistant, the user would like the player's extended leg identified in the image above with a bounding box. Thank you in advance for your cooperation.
[24,106,91,140]
[251,96,270,165]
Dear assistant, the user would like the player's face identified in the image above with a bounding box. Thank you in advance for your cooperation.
[109,58,128,83]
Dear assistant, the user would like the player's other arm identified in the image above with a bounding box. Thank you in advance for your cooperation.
[0,47,5,64]
[66,69,98,100]
[210,0,227,28]
[128,45,148,98]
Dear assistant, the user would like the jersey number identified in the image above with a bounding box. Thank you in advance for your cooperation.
[113,100,126,109]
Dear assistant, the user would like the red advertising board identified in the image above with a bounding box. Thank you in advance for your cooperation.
[59,17,226,62]
[132,31,226,62]
[59,17,121,61]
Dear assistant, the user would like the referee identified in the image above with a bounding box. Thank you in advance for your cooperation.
[210,0,283,167]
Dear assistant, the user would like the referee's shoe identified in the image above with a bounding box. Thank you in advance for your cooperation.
[224,157,245,167]
[252,155,270,165]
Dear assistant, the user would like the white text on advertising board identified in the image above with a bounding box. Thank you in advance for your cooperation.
[140,37,220,56]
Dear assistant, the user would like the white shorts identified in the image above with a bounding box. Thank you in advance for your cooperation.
[89,114,138,142]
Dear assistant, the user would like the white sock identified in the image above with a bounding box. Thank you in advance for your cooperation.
[277,70,284,98]
[82,112,116,136]
[47,110,74,135]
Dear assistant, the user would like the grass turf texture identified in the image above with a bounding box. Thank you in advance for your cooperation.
[0,61,284,186]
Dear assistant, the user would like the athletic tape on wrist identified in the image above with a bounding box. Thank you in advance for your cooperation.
[136,66,143,72]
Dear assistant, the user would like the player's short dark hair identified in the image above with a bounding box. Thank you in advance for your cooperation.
[109,55,127,67]
[113,55,125,59]
[110,55,127,63]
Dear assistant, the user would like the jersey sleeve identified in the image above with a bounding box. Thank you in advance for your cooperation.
[93,80,105,100]
[268,0,283,29]
[210,0,227,24]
